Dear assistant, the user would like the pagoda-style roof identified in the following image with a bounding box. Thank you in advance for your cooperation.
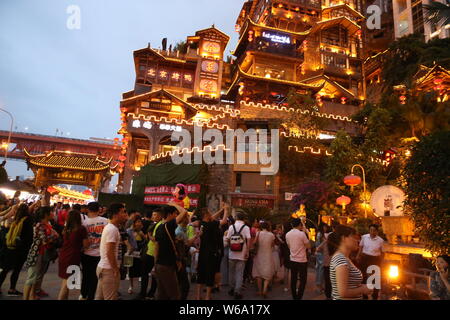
[311,16,361,36]
[321,4,365,19]
[226,65,324,96]
[24,150,113,172]
[121,89,198,119]
[133,47,192,65]
[414,64,450,87]
[299,74,356,99]
[195,26,230,43]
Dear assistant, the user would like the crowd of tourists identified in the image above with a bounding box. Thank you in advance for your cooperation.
[0,193,449,300]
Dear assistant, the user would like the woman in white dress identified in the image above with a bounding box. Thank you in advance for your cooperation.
[252,221,275,298]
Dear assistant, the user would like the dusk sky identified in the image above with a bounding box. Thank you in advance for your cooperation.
[0,0,241,177]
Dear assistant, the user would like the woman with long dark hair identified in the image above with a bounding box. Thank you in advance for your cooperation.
[328,225,372,300]
[23,207,59,300]
[0,203,33,296]
[430,255,450,300]
[57,210,88,300]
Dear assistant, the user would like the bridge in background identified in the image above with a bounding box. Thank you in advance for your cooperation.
[0,130,121,161]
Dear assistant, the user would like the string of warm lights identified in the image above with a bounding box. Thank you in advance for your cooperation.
[239,101,354,122]
[148,144,231,162]
[288,145,332,156]
[127,113,232,130]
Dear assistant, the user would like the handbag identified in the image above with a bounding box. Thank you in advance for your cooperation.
[165,223,183,272]
[253,231,260,255]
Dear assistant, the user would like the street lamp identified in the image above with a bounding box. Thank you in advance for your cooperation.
[344,164,368,218]
[0,107,14,163]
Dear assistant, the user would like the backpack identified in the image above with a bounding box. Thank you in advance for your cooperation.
[6,217,27,250]
[229,224,247,252]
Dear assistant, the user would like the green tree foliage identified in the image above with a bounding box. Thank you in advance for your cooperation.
[173,41,188,54]
[325,130,358,183]
[403,131,450,255]
[381,35,450,91]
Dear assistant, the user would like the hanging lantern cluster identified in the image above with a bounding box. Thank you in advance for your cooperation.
[238,82,245,96]
[399,95,407,105]
[316,93,323,107]
[433,78,444,92]
[356,30,362,40]
[248,30,254,42]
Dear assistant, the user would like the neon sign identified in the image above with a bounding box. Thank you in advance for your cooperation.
[262,32,291,44]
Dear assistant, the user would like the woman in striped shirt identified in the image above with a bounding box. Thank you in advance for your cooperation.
[328,225,373,300]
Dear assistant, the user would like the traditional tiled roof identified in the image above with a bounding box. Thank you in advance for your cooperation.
[321,4,365,19]
[299,74,356,99]
[121,89,198,118]
[226,65,324,96]
[414,64,450,86]
[24,149,112,172]
[311,16,361,36]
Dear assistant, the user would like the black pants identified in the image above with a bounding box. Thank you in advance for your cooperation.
[0,250,27,291]
[80,254,100,300]
[323,266,331,299]
[177,264,190,300]
[140,254,157,298]
[360,254,382,300]
[290,261,308,300]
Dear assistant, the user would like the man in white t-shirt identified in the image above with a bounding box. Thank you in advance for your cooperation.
[94,203,128,300]
[286,218,311,300]
[80,202,109,300]
[357,224,385,300]
[225,211,251,300]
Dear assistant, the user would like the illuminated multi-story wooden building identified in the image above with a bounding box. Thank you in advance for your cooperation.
[118,27,233,193]
[117,2,370,211]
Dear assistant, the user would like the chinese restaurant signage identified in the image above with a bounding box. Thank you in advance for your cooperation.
[262,32,291,44]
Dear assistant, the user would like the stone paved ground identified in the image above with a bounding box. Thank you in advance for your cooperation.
[0,262,326,301]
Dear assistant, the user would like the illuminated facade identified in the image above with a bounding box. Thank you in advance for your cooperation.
[392,0,450,41]
[117,5,368,210]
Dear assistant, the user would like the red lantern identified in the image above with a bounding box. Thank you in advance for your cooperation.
[399,95,407,104]
[336,196,351,210]
[341,97,347,104]
[119,155,127,162]
[434,78,443,85]
[344,175,362,187]
[83,189,92,196]
[120,107,127,113]
[118,162,125,168]
[248,30,254,42]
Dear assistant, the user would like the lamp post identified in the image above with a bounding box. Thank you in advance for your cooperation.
[0,107,14,163]
[344,164,368,218]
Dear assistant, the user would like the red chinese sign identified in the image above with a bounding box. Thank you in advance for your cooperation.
[144,184,201,195]
[144,195,199,207]
[144,184,201,207]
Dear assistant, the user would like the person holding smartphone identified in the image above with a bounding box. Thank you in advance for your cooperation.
[430,255,450,300]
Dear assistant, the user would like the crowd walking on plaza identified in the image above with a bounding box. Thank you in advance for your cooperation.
[0,196,449,301]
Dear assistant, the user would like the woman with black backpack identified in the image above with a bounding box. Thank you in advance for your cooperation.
[0,203,33,296]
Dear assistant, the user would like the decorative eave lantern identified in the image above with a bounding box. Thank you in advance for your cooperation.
[336,195,351,212]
